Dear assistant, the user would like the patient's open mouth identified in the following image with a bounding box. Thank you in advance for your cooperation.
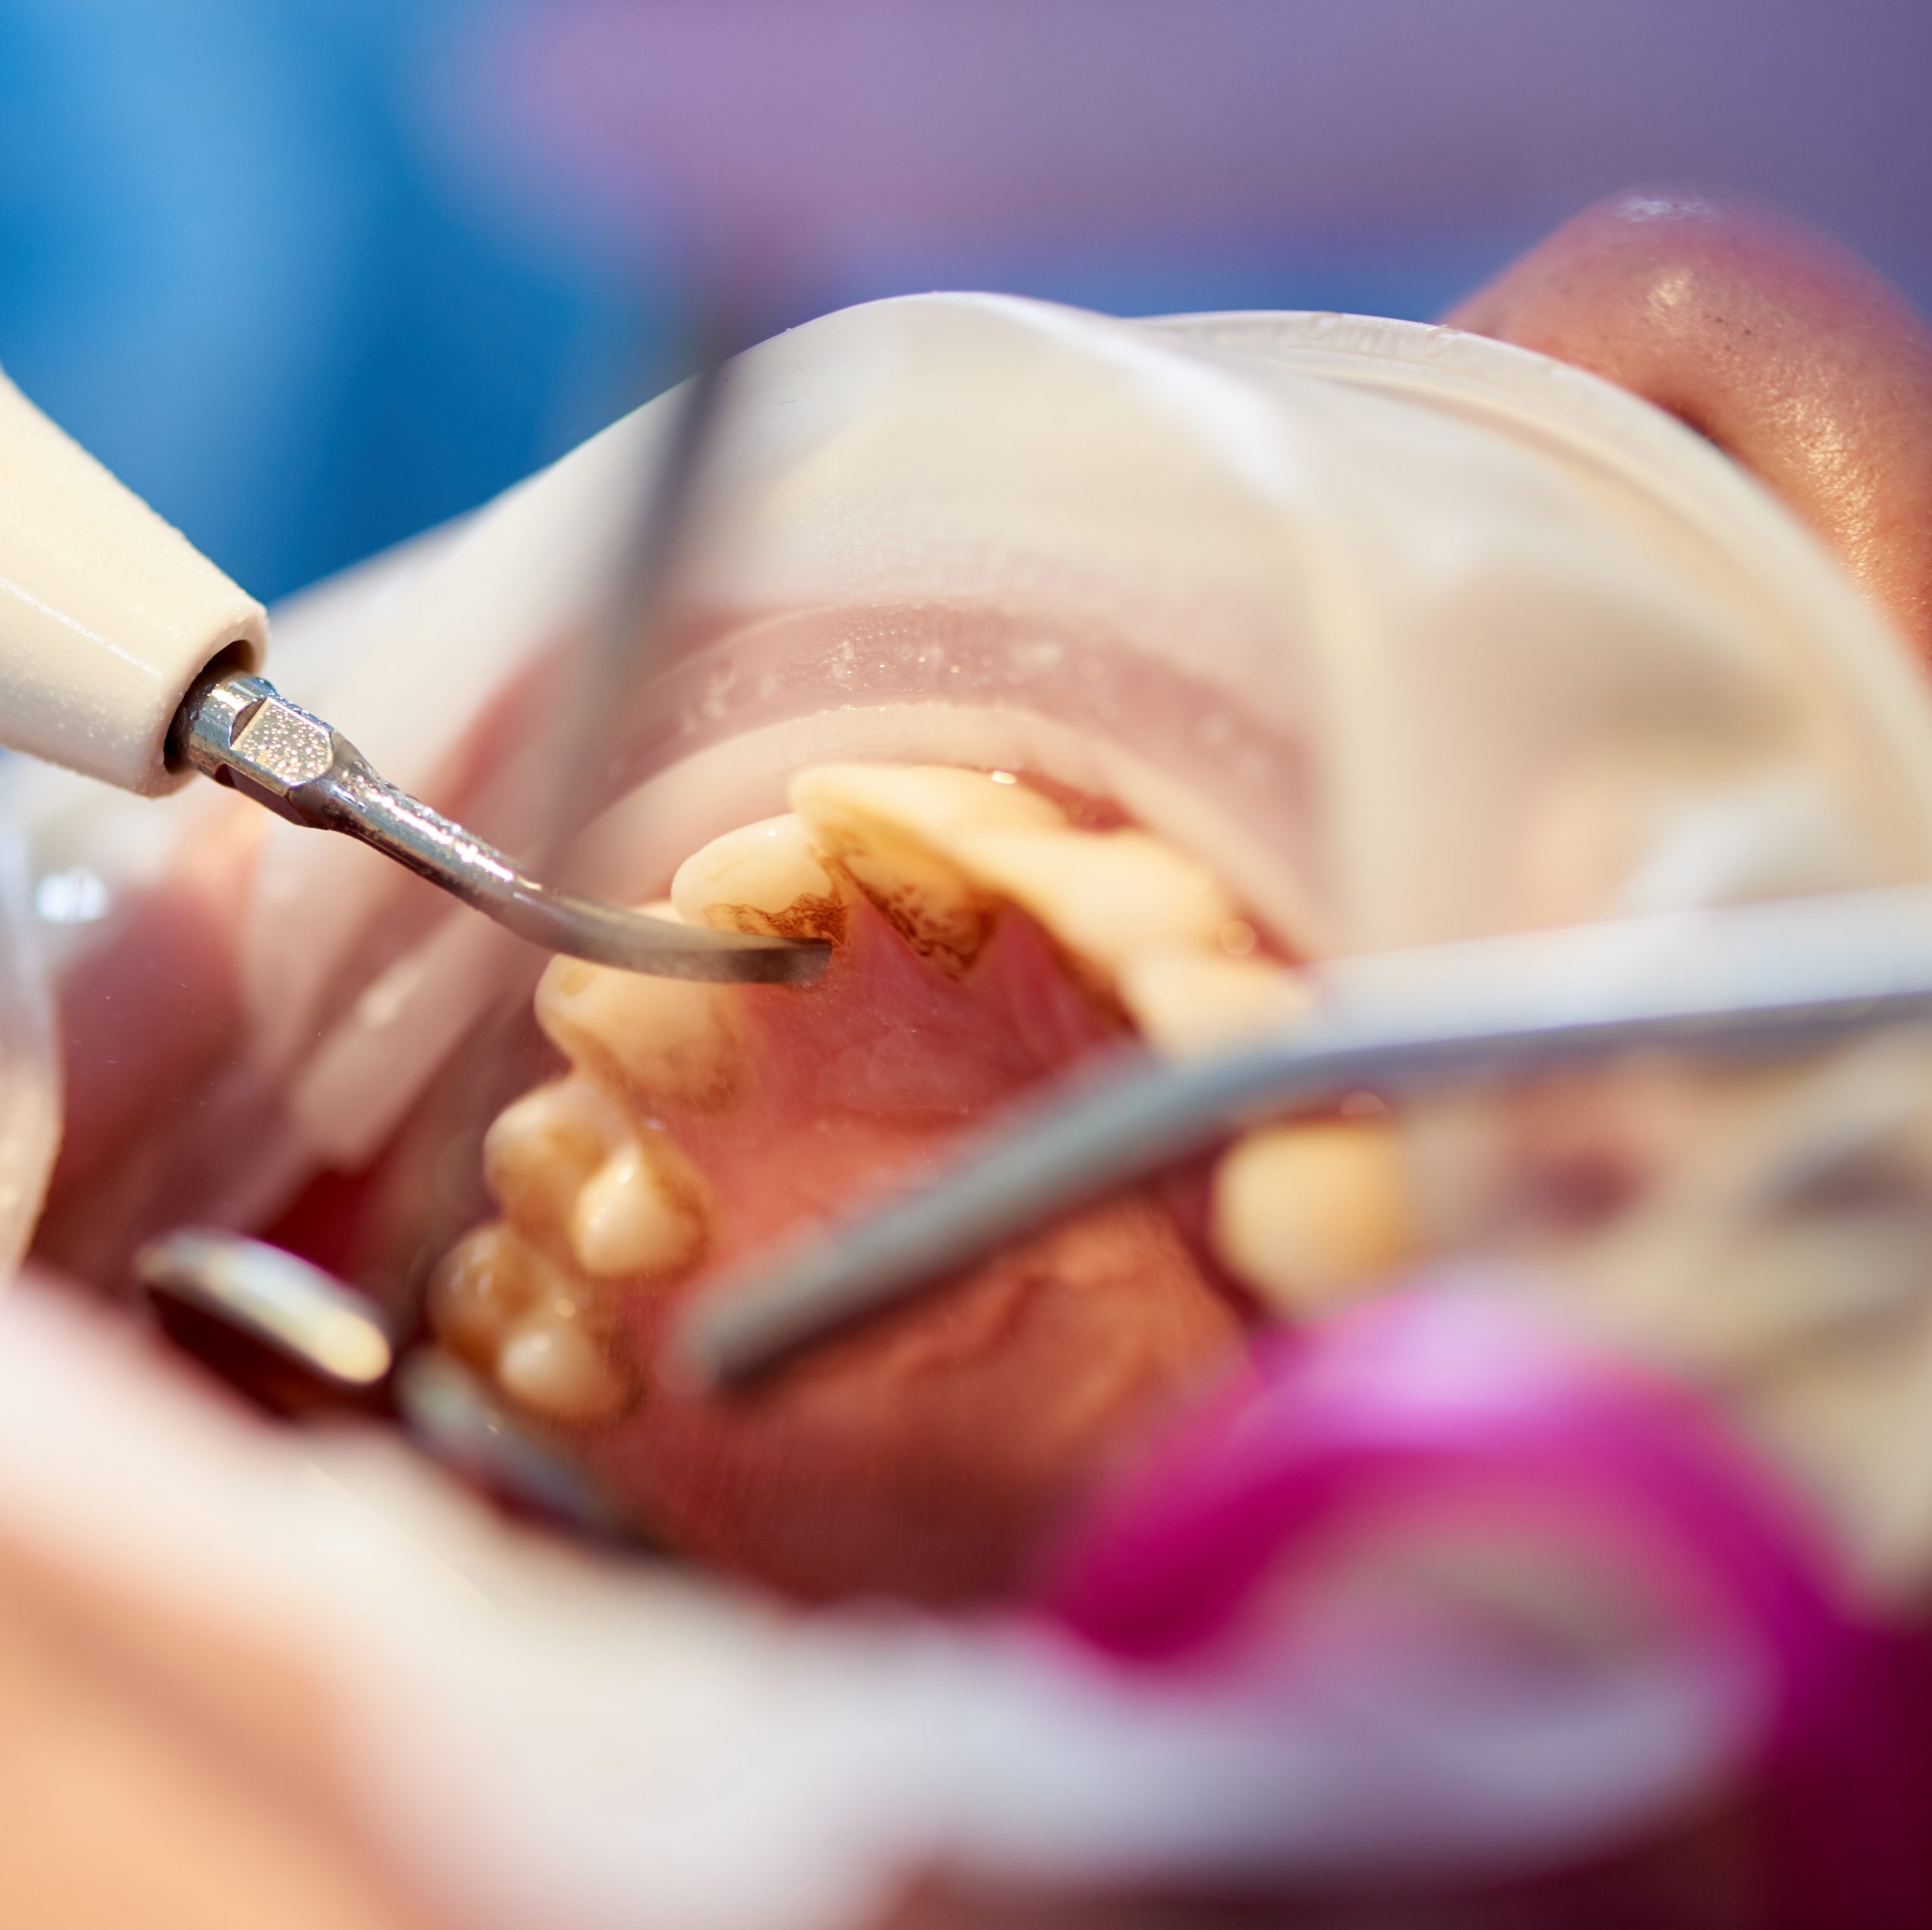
[423,761,1385,1601]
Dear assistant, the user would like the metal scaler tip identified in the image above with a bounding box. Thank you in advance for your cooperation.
[169,669,829,985]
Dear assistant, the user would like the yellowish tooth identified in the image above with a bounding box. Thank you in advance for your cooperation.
[1118,951,1314,1058]
[537,951,743,1108]
[1213,1121,1419,1317]
[481,1075,630,1239]
[670,813,845,940]
[427,1222,540,1367]
[790,764,1066,969]
[495,1296,626,1422]
[951,828,1238,982]
[791,764,1067,846]
[568,1132,708,1280]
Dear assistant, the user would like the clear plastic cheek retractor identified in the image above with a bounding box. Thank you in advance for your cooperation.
[0,366,825,985]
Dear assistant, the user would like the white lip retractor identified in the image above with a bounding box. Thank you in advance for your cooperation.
[0,364,823,986]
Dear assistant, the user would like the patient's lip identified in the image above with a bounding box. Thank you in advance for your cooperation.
[1449,189,1932,664]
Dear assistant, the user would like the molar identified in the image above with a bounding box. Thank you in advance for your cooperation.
[670,813,846,941]
[481,1071,709,1283]
[789,764,1066,970]
[1212,1120,1420,1316]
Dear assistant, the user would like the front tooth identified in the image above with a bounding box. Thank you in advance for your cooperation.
[568,1132,708,1280]
[1118,951,1313,1058]
[951,828,1239,982]
[1212,1121,1419,1316]
[481,1076,630,1240]
[790,764,1066,969]
[495,1295,626,1422]
[537,952,743,1108]
[670,813,846,941]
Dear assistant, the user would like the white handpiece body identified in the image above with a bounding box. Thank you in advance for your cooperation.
[0,366,264,795]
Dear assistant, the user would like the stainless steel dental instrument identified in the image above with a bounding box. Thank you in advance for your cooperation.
[0,346,826,983]
[134,1226,395,1389]
[134,1226,637,1533]
[683,881,1932,1387]
[168,668,826,983]
[395,1349,642,1540]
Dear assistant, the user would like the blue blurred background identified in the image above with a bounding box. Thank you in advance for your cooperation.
[2,0,1927,605]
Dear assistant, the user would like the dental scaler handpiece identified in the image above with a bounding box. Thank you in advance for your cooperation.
[0,366,823,985]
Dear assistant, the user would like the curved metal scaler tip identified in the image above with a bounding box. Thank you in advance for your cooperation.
[170,670,829,985]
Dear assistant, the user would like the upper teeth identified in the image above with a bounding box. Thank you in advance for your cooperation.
[783,764,1278,1005]
[568,1131,708,1280]
[496,1294,625,1422]
[429,1222,629,1421]
[481,1076,634,1246]
[789,764,1068,973]
[669,814,846,941]
[435,761,1381,1433]
[483,1074,710,1285]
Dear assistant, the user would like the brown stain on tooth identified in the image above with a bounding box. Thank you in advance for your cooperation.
[786,761,1269,996]
[789,764,1067,973]
[670,813,848,943]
